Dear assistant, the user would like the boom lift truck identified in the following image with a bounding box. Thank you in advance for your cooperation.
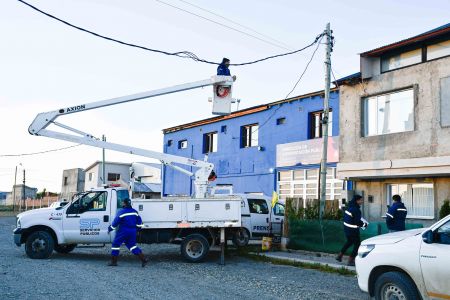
[14,76,241,263]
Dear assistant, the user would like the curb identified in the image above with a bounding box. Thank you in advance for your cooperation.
[252,252,356,271]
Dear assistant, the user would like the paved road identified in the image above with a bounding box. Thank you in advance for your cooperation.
[0,217,367,300]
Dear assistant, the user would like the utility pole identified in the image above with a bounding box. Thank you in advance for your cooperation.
[102,135,106,185]
[319,23,332,218]
[12,165,18,211]
[22,169,26,211]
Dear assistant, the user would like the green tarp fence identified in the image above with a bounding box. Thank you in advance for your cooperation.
[288,218,424,254]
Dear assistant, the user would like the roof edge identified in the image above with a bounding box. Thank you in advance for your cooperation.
[163,87,339,134]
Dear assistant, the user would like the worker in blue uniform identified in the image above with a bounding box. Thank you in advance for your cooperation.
[107,198,148,267]
[217,58,236,81]
[336,194,367,266]
[386,194,408,232]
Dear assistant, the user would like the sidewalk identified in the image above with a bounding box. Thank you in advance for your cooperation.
[253,249,356,271]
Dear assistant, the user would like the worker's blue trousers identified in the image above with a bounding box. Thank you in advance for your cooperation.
[111,228,141,256]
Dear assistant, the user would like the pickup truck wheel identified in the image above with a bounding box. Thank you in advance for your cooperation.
[181,234,209,263]
[232,228,250,247]
[25,231,55,259]
[374,271,420,300]
[54,244,77,254]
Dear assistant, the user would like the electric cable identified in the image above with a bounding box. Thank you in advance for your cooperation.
[175,0,294,50]
[252,34,324,135]
[17,0,324,66]
[0,144,81,157]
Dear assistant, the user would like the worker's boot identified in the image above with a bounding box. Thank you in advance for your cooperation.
[347,256,355,267]
[335,252,343,262]
[138,253,149,267]
[108,256,118,266]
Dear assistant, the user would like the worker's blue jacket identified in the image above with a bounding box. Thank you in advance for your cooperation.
[109,207,144,232]
[386,202,407,231]
[217,63,231,76]
[343,201,365,237]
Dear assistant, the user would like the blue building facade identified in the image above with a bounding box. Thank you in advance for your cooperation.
[162,89,341,199]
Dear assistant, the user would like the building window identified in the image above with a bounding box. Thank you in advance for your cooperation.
[309,110,332,139]
[88,172,93,181]
[178,140,188,149]
[221,125,227,133]
[276,117,286,125]
[386,183,434,218]
[381,48,422,72]
[241,124,259,148]
[362,88,414,137]
[64,177,68,186]
[203,132,217,153]
[107,173,121,181]
[167,140,173,147]
[427,39,450,61]
[278,168,342,201]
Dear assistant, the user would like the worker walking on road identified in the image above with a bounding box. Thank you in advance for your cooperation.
[386,194,408,232]
[336,194,367,266]
[107,198,148,267]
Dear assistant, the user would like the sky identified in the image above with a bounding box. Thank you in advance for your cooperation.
[0,0,449,193]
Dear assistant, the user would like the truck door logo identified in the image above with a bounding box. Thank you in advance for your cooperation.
[80,218,101,235]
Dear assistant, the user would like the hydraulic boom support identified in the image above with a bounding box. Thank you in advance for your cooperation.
[28,76,234,198]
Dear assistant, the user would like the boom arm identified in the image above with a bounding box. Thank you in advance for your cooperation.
[28,76,234,198]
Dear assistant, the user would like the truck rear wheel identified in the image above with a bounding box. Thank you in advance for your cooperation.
[54,244,77,254]
[374,271,420,300]
[25,231,55,259]
[232,228,250,247]
[181,234,209,263]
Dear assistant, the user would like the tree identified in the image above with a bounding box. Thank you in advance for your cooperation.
[36,188,47,199]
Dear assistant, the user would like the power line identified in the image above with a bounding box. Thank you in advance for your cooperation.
[176,0,293,50]
[155,0,290,51]
[254,35,324,134]
[17,0,324,66]
[0,144,81,157]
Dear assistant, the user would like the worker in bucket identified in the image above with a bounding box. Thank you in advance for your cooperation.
[335,194,367,266]
[107,198,148,267]
[217,58,236,81]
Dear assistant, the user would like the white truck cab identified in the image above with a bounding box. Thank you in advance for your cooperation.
[356,215,450,300]
[228,194,285,247]
[14,187,242,263]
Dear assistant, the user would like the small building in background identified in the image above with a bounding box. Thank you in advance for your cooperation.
[60,168,85,201]
[83,161,161,198]
[5,184,38,206]
[84,161,132,190]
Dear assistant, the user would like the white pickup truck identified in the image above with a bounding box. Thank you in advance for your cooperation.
[356,215,450,300]
[14,187,241,263]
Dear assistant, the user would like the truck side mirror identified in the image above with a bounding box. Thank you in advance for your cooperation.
[422,229,434,244]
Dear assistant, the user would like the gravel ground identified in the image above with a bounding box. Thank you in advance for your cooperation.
[0,217,367,300]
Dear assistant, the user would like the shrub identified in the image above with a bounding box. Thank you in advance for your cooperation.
[439,200,450,219]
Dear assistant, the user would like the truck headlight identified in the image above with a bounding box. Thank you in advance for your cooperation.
[358,244,375,258]
[16,218,21,229]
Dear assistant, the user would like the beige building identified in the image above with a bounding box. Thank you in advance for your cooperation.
[337,24,450,224]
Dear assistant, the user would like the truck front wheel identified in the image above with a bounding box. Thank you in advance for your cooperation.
[181,234,210,263]
[374,271,420,300]
[25,231,55,259]
[232,228,250,247]
[54,244,77,254]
